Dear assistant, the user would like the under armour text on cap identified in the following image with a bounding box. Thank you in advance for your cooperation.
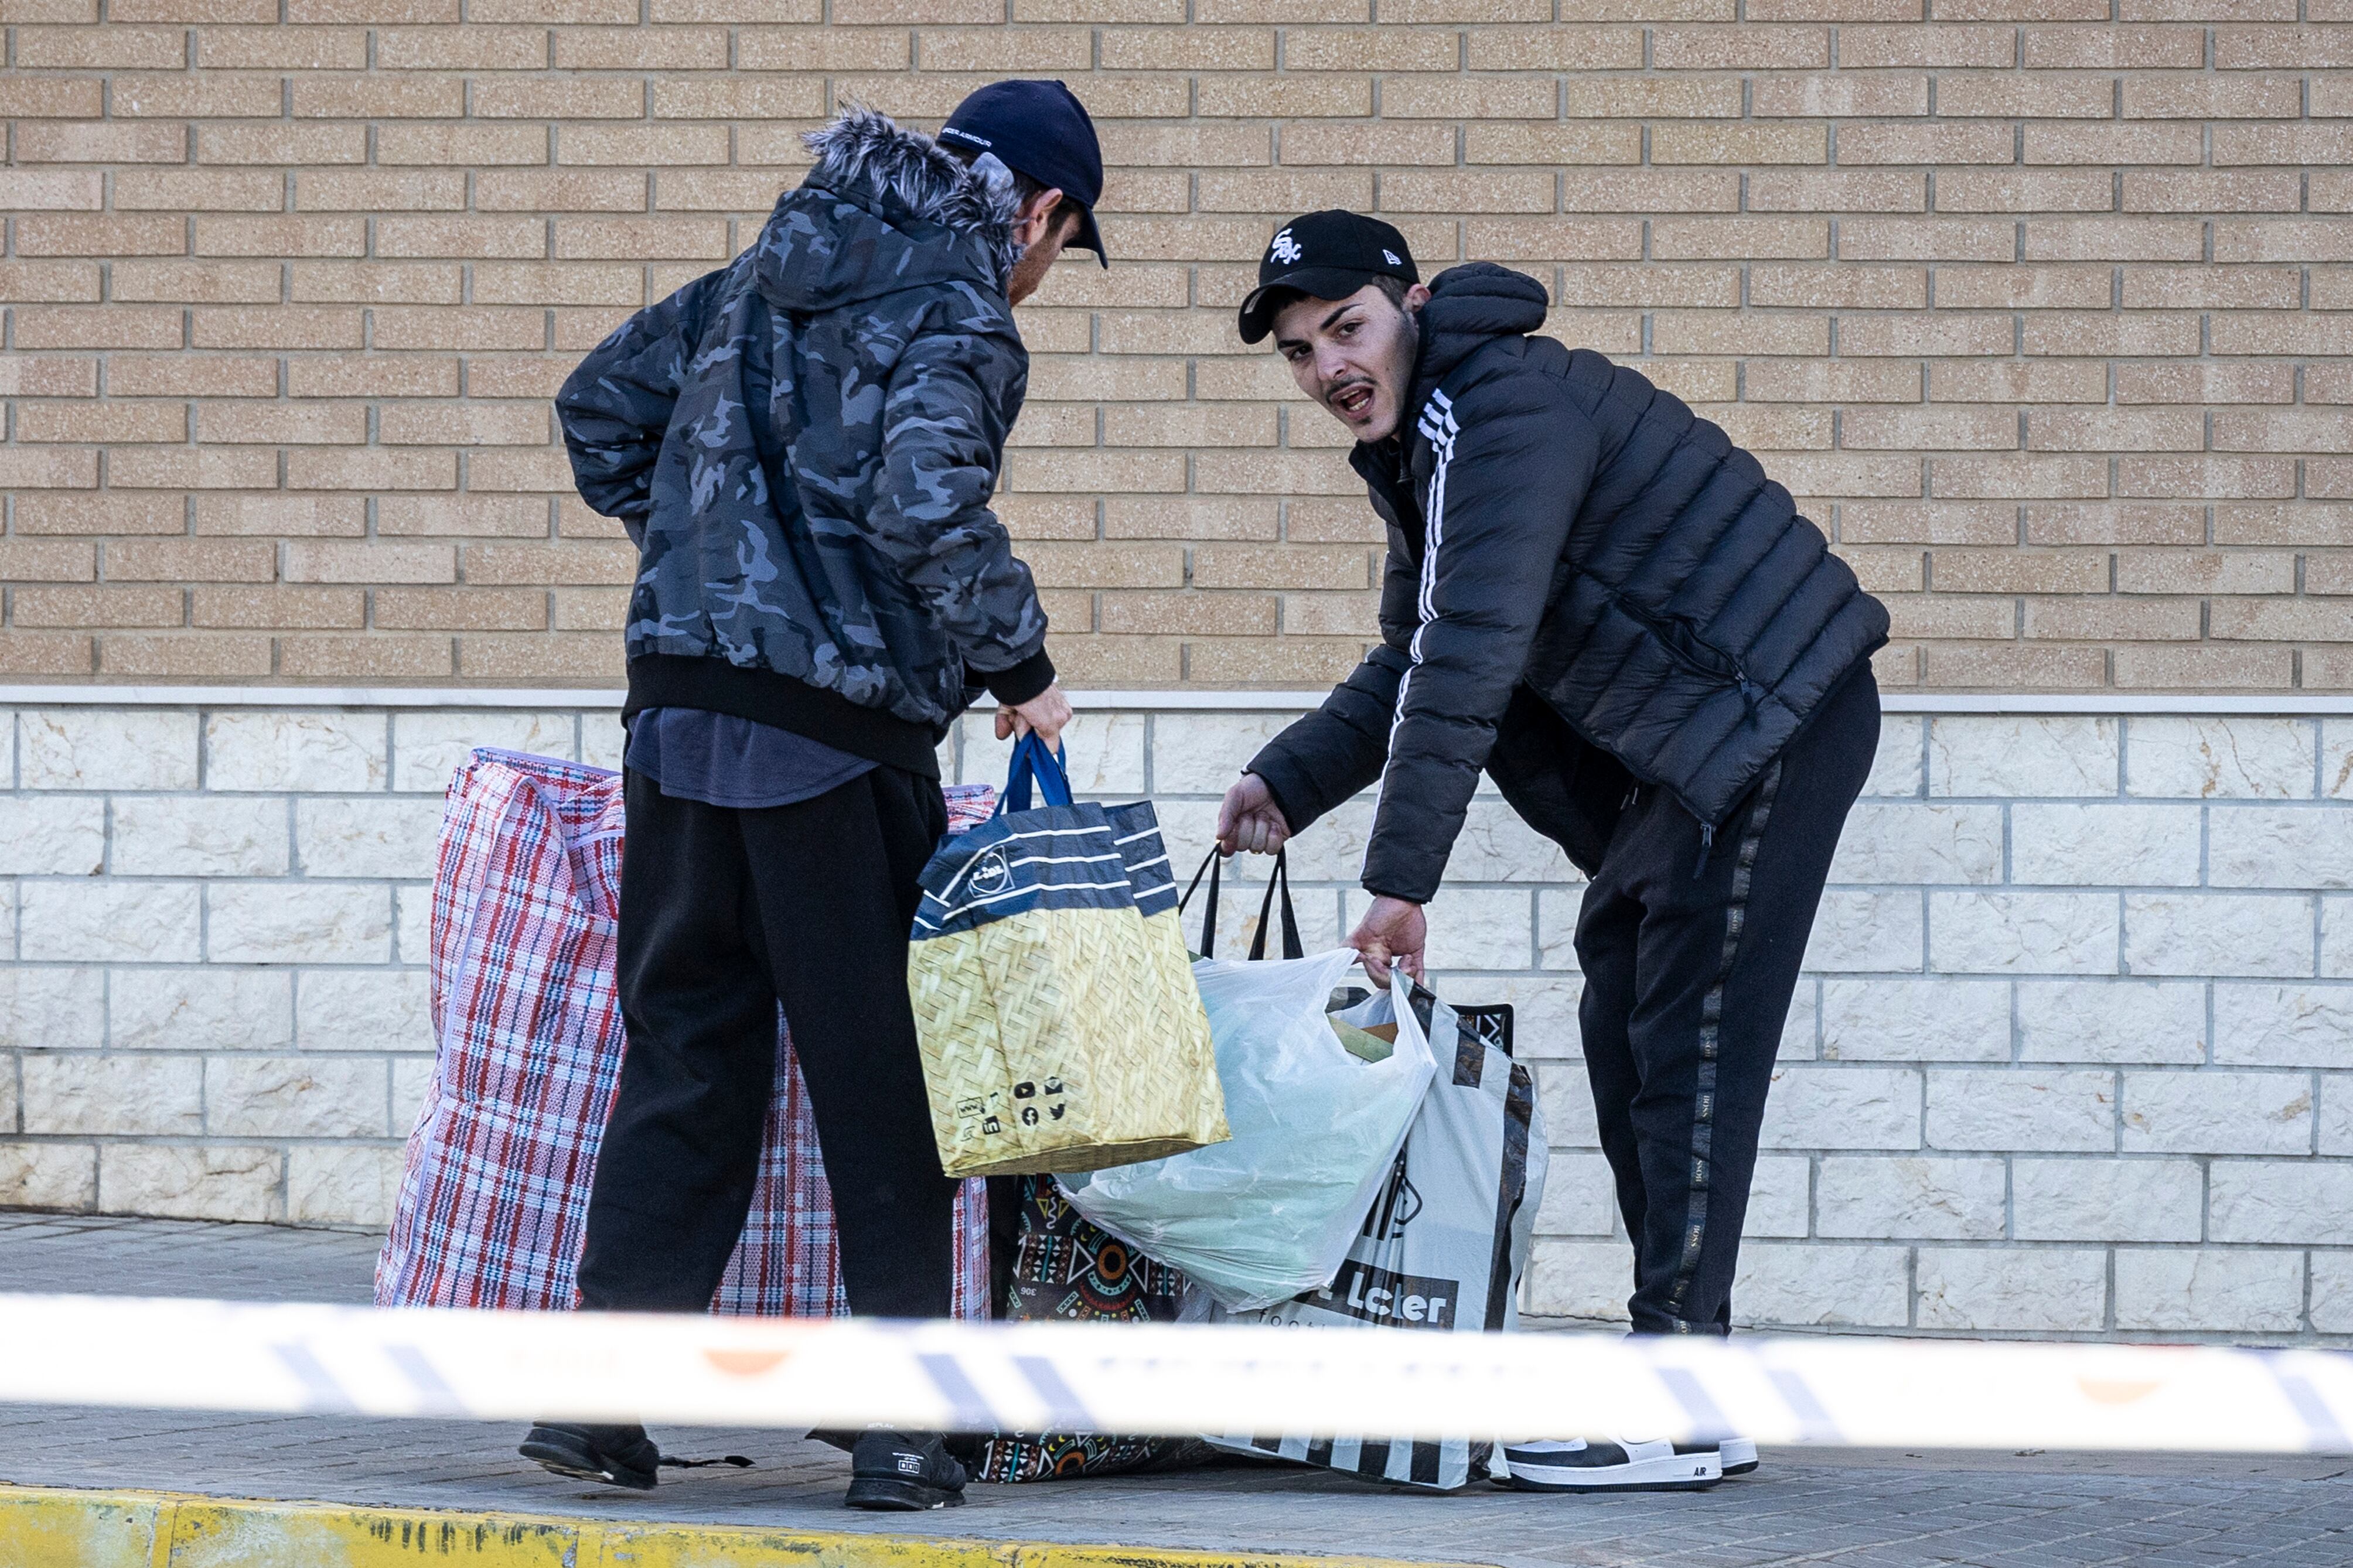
[1237,210,1419,343]
[939,80,1108,268]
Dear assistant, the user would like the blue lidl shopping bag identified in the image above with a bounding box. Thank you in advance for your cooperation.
[908,735,1227,1178]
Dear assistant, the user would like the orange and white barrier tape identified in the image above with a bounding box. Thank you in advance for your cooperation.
[5,1293,2351,1453]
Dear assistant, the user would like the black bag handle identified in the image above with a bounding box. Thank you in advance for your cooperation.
[1179,848,1223,959]
[1247,848,1305,962]
[1179,848,1302,961]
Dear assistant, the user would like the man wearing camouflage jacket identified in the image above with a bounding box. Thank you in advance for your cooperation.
[532,85,1105,1511]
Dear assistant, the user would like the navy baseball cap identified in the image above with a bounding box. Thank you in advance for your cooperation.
[1238,211,1418,343]
[940,80,1107,269]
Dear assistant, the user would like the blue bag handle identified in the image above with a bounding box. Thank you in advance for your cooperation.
[997,731,1073,814]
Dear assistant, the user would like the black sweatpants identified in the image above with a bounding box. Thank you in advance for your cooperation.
[575,764,957,1319]
[1574,667,1880,1336]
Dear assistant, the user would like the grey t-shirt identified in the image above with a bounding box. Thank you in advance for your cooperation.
[624,707,876,809]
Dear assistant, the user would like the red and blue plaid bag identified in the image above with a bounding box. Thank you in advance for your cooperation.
[376,747,993,1318]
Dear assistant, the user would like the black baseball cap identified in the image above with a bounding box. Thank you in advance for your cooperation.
[1237,211,1418,344]
[940,80,1108,269]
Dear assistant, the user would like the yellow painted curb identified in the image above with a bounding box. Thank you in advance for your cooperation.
[0,1485,1498,1568]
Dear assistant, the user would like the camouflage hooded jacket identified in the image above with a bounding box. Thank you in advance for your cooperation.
[557,107,1052,774]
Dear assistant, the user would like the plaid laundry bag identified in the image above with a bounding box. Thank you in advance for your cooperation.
[374,747,993,1318]
[907,734,1226,1179]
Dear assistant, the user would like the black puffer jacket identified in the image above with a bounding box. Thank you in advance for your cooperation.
[1249,263,1888,903]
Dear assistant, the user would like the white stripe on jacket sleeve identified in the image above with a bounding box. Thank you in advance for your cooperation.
[1363,388,1461,889]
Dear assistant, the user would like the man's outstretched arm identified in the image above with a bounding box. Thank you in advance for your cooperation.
[1345,379,1598,986]
[860,322,1057,707]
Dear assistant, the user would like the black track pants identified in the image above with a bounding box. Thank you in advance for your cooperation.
[1574,667,1880,1336]
[575,764,957,1319]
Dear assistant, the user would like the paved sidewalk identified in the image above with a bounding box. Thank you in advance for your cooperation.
[2,1214,2349,1567]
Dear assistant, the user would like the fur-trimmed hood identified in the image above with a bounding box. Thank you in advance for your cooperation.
[752,105,1021,313]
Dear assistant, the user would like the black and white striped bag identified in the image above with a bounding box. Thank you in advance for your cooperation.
[1204,983,1547,1492]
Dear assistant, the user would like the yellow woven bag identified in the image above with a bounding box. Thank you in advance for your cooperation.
[908,740,1227,1178]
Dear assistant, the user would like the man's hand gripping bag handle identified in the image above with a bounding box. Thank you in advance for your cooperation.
[997,730,1074,813]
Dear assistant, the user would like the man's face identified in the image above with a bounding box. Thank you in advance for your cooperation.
[1273,281,1431,444]
[1007,189,1076,308]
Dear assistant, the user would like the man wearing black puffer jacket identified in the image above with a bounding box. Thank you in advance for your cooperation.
[1218,212,1889,1490]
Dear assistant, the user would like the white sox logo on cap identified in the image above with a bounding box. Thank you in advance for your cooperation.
[1268,227,1302,265]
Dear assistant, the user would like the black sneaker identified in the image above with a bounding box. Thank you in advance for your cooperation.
[519,1421,661,1491]
[1493,1437,1721,1492]
[845,1430,968,1511]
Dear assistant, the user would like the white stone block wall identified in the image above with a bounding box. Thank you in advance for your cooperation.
[2,696,2350,1342]
[0,702,610,1226]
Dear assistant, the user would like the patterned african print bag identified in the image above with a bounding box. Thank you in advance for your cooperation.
[376,747,993,1318]
[970,1175,1212,1484]
[908,734,1226,1178]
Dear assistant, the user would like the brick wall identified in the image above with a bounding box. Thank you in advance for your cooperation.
[5,9,2353,692]
[2,696,2350,1340]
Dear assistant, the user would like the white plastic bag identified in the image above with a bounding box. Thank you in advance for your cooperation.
[1057,946,1435,1311]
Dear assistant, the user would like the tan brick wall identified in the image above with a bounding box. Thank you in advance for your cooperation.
[3,5,2352,692]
